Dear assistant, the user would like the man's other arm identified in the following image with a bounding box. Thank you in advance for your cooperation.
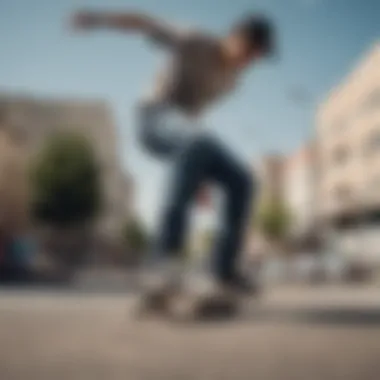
[70,10,188,49]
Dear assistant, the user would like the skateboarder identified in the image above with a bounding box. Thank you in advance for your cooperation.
[71,9,275,299]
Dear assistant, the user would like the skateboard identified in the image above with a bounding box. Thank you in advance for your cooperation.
[135,265,261,321]
[135,287,247,322]
[171,291,241,321]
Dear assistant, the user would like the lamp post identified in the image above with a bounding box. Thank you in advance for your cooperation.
[287,87,324,250]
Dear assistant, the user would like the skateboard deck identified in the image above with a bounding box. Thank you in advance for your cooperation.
[134,266,260,321]
[135,288,242,321]
[172,291,240,321]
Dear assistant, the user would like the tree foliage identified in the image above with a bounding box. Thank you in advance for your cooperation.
[31,132,101,228]
[0,130,30,234]
[257,200,291,243]
[122,217,149,254]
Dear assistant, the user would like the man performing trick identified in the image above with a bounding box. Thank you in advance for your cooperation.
[72,9,275,305]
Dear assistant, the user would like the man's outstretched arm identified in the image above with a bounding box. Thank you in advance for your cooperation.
[71,10,187,48]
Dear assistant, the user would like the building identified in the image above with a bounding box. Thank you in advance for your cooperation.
[0,91,132,239]
[0,127,29,234]
[256,154,285,204]
[284,141,318,247]
[316,43,380,260]
[249,154,286,255]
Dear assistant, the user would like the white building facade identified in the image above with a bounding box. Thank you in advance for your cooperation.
[284,143,317,242]
[316,43,380,262]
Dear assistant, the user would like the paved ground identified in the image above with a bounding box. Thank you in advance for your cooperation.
[1,286,380,380]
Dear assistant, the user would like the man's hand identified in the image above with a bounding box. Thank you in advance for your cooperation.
[70,10,155,32]
[70,10,103,30]
[69,10,183,48]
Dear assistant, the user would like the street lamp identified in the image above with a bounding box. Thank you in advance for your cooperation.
[286,86,323,248]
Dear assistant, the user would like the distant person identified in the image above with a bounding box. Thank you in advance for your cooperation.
[71,9,276,301]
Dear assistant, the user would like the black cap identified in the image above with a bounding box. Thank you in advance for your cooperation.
[235,14,277,59]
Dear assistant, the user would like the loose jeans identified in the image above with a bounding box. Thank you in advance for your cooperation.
[138,102,255,282]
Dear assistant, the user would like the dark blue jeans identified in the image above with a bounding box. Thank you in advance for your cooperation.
[138,103,255,282]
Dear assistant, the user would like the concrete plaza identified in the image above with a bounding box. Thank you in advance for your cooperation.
[0,286,380,380]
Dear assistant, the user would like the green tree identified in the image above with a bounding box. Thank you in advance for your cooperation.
[31,132,101,228]
[122,217,149,265]
[256,200,291,245]
[30,132,102,273]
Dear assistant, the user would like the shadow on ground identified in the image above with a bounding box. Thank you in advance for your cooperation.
[173,305,380,328]
[250,306,380,327]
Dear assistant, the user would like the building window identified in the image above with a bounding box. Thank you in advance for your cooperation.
[362,87,380,112]
[365,129,380,156]
[332,145,350,165]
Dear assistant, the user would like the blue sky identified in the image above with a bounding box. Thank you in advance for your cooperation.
[0,0,379,229]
